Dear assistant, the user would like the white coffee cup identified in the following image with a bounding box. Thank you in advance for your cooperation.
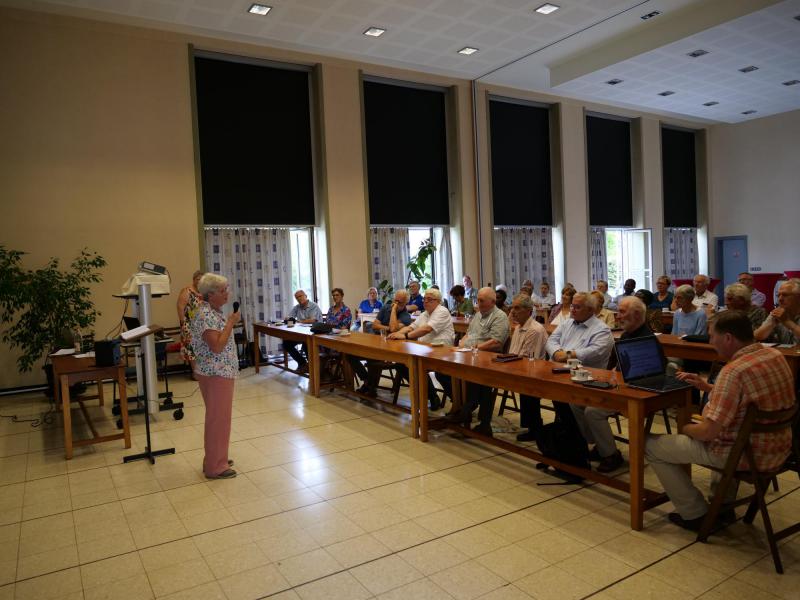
[567,358,582,370]
[572,369,590,381]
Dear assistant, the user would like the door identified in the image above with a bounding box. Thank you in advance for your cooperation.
[716,236,748,293]
[622,229,653,292]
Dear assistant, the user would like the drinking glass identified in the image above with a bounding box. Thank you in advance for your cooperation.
[527,348,536,363]
[380,329,387,342]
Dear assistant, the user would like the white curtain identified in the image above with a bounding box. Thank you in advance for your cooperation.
[204,227,292,355]
[492,227,555,293]
[433,226,453,297]
[590,227,608,288]
[664,227,698,280]
[370,227,410,292]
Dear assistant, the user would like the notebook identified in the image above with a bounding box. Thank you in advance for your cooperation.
[614,336,692,393]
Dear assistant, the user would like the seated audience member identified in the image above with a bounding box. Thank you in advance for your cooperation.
[533,281,556,307]
[357,287,382,330]
[284,290,323,373]
[549,286,577,326]
[349,290,412,397]
[495,288,510,314]
[754,279,800,345]
[651,276,674,310]
[738,272,766,308]
[449,284,475,316]
[692,274,719,314]
[546,292,616,468]
[673,285,708,336]
[407,280,424,313]
[572,297,650,472]
[723,283,767,330]
[646,310,795,531]
[520,284,534,298]
[390,288,455,408]
[430,285,449,309]
[595,280,612,308]
[326,288,352,329]
[495,284,511,305]
[463,275,478,304]
[590,290,616,327]
[610,278,636,309]
[446,287,511,435]
[635,289,664,333]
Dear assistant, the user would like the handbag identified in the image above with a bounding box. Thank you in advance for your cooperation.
[310,322,333,334]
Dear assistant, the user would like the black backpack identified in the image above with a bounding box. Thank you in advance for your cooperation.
[535,406,590,483]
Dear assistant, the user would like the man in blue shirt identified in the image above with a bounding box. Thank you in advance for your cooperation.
[284,289,322,373]
[545,292,617,471]
[349,290,413,396]
[407,280,425,313]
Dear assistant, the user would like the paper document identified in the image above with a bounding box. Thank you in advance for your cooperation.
[50,348,76,356]
[75,352,96,358]
[121,324,150,341]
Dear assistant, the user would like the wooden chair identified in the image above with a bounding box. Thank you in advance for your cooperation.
[697,402,799,574]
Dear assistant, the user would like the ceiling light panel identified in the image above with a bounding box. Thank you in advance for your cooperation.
[606,78,623,85]
[739,65,759,73]
[703,101,719,106]
[458,46,479,55]
[363,27,386,37]
[658,90,675,96]
[248,3,271,16]
[535,4,560,15]
[641,11,661,21]
[687,49,708,58]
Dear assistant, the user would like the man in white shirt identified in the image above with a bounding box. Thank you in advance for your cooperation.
[692,274,719,313]
[532,281,556,307]
[390,287,455,407]
[595,280,612,308]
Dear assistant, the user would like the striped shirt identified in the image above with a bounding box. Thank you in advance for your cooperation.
[703,344,795,470]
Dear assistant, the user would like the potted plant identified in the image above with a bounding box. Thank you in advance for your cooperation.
[0,246,107,391]
[377,237,436,302]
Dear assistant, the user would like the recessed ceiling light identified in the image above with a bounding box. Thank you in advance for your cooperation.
[658,90,675,96]
[782,79,800,86]
[739,65,759,73]
[458,47,479,56]
[703,101,719,106]
[248,3,271,16]
[606,78,623,85]
[363,27,386,37]
[741,110,757,115]
[641,10,661,20]
[535,3,560,15]
[687,49,709,58]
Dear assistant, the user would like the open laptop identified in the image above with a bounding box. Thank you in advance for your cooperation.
[123,316,166,340]
[614,336,692,393]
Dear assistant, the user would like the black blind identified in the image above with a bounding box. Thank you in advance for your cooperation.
[364,80,449,225]
[586,115,632,226]
[194,56,315,225]
[489,100,552,226]
[661,127,698,228]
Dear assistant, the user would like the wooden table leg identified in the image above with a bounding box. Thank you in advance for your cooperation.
[309,338,321,397]
[61,375,73,460]
[253,327,261,374]
[118,367,131,449]
[417,361,428,442]
[408,359,419,440]
[628,399,644,530]
[97,378,105,406]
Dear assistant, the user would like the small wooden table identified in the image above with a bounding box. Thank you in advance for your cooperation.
[51,355,131,460]
[416,349,692,530]
[309,331,436,438]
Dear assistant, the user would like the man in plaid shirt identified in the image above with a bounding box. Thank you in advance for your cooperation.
[645,310,795,531]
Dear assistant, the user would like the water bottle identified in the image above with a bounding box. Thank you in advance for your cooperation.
[73,329,82,353]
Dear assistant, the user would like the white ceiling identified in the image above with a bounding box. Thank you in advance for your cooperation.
[8,0,800,123]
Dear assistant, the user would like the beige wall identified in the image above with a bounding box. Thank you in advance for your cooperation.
[707,109,800,275]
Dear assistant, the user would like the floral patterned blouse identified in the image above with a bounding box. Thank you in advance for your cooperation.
[180,288,202,361]
[189,302,238,379]
[326,304,352,329]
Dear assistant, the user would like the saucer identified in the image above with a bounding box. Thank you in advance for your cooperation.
[571,375,594,383]
[430,341,444,347]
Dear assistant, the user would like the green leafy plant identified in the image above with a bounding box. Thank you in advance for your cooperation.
[376,237,437,303]
[0,246,107,372]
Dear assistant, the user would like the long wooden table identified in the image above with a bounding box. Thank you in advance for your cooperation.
[252,322,314,376]
[51,355,131,460]
[309,331,436,438]
[416,349,692,530]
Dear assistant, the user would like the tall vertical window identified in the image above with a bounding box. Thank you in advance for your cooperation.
[586,115,633,227]
[289,228,315,299]
[194,53,316,226]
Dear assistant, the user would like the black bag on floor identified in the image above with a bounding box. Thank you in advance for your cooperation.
[535,405,590,483]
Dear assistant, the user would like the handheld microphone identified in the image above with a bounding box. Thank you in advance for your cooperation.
[233,301,240,313]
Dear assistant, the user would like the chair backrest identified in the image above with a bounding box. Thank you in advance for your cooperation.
[501,335,512,354]
[726,402,798,475]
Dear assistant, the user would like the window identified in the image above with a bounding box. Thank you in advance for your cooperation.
[586,115,633,227]
[661,127,698,228]
[289,228,315,299]
[604,229,652,295]
[194,54,316,226]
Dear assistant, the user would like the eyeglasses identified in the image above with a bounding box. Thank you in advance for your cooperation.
[423,297,437,302]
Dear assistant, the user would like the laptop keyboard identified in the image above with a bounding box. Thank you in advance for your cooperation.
[634,375,685,390]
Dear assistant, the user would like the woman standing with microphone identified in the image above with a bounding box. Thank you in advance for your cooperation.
[190,273,240,479]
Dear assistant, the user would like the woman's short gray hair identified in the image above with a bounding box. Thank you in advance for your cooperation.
[198,273,228,299]
[513,294,534,311]
[675,284,695,301]
[367,287,378,295]
[725,283,751,302]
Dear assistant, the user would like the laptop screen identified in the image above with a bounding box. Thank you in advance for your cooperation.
[615,336,665,381]
[123,316,141,331]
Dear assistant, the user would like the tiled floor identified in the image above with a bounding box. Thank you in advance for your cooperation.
[0,366,798,599]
